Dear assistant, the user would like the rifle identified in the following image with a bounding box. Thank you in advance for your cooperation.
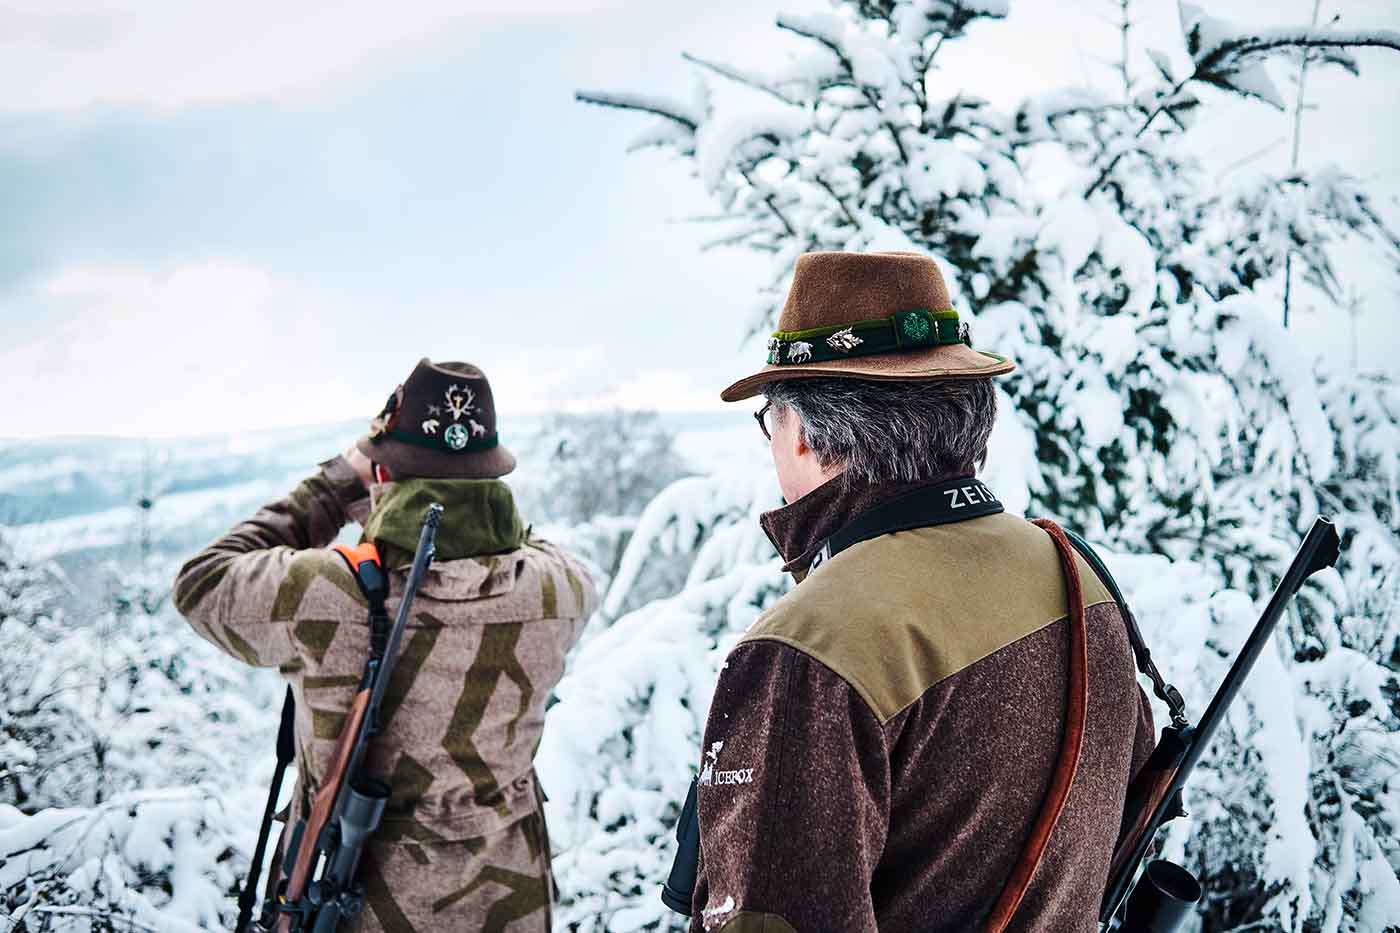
[239,503,444,933]
[1101,516,1340,930]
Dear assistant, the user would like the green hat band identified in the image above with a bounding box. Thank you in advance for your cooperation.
[766,307,971,366]
[383,427,500,454]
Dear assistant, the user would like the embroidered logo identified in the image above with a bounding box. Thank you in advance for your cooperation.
[766,337,782,365]
[698,741,723,786]
[422,418,440,436]
[788,341,813,364]
[444,384,477,422]
[899,310,931,342]
[697,739,755,787]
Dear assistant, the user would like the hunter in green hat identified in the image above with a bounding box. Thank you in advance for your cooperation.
[175,358,598,932]
[685,251,1157,931]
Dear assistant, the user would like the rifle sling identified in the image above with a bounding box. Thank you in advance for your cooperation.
[812,495,1178,929]
[1059,528,1189,728]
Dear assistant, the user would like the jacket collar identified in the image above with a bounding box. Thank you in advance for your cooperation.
[364,478,527,567]
[760,471,969,579]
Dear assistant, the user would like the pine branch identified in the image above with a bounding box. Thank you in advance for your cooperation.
[775,14,911,164]
[1201,28,1400,67]
[1086,26,1400,199]
[574,91,698,131]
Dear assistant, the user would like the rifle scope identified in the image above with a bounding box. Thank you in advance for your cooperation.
[1118,859,1201,932]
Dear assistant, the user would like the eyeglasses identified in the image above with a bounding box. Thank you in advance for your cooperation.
[754,400,773,441]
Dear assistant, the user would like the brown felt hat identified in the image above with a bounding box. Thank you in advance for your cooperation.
[720,251,1015,402]
[356,358,516,479]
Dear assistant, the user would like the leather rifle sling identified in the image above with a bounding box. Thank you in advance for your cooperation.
[983,519,1090,932]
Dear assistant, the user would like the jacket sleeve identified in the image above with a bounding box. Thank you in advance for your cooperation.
[690,639,890,933]
[172,456,370,669]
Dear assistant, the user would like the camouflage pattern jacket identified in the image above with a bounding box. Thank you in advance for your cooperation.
[174,457,598,931]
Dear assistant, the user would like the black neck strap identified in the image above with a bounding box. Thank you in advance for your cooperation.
[810,476,1004,573]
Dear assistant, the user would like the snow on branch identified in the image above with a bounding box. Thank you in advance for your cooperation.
[574,90,700,131]
[1196,27,1400,64]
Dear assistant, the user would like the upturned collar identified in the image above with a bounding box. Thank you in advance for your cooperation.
[364,478,527,567]
[760,471,969,578]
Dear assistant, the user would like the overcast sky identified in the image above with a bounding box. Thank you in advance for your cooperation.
[1,0,1396,438]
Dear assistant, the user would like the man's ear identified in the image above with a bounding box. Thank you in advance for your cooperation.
[791,419,812,459]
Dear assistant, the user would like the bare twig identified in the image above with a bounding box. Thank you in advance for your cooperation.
[1118,0,1133,99]
[681,52,797,105]
[1283,0,1324,329]
[739,167,798,237]
[815,176,860,228]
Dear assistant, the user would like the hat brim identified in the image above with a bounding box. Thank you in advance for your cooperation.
[356,434,517,479]
[720,343,1015,402]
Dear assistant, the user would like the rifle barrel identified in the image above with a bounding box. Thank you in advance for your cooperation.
[1100,517,1339,923]
[1178,518,1338,777]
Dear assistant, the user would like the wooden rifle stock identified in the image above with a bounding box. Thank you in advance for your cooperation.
[273,688,371,933]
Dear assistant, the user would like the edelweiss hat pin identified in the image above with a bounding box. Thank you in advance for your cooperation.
[719,251,1015,402]
[357,358,516,479]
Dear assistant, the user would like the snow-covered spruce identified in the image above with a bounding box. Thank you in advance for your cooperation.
[573,0,1400,928]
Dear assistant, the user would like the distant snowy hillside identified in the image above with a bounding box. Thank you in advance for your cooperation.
[0,411,750,601]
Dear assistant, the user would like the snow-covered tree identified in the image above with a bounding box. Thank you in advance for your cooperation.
[518,410,694,605]
[1,534,276,929]
[566,1,1400,927]
[531,410,690,529]
[0,789,244,933]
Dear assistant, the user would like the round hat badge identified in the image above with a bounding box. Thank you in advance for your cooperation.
[444,423,470,450]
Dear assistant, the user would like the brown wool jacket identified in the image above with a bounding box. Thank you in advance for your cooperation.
[173,457,599,931]
[690,475,1155,933]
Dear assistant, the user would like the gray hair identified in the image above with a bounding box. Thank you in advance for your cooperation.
[764,377,997,484]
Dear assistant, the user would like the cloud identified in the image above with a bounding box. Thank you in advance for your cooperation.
[0,0,620,113]
[2,260,382,437]
[0,257,745,439]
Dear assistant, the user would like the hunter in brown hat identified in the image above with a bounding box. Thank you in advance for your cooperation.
[174,359,598,932]
[686,252,1156,932]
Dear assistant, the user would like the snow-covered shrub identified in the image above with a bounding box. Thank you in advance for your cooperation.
[1,535,277,929]
[528,410,691,530]
[539,468,784,931]
[0,788,245,932]
[2,554,273,813]
[0,537,75,811]
[517,410,694,600]
[572,1,1400,927]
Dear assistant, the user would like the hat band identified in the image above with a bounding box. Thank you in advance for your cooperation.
[766,307,971,366]
[380,427,500,454]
